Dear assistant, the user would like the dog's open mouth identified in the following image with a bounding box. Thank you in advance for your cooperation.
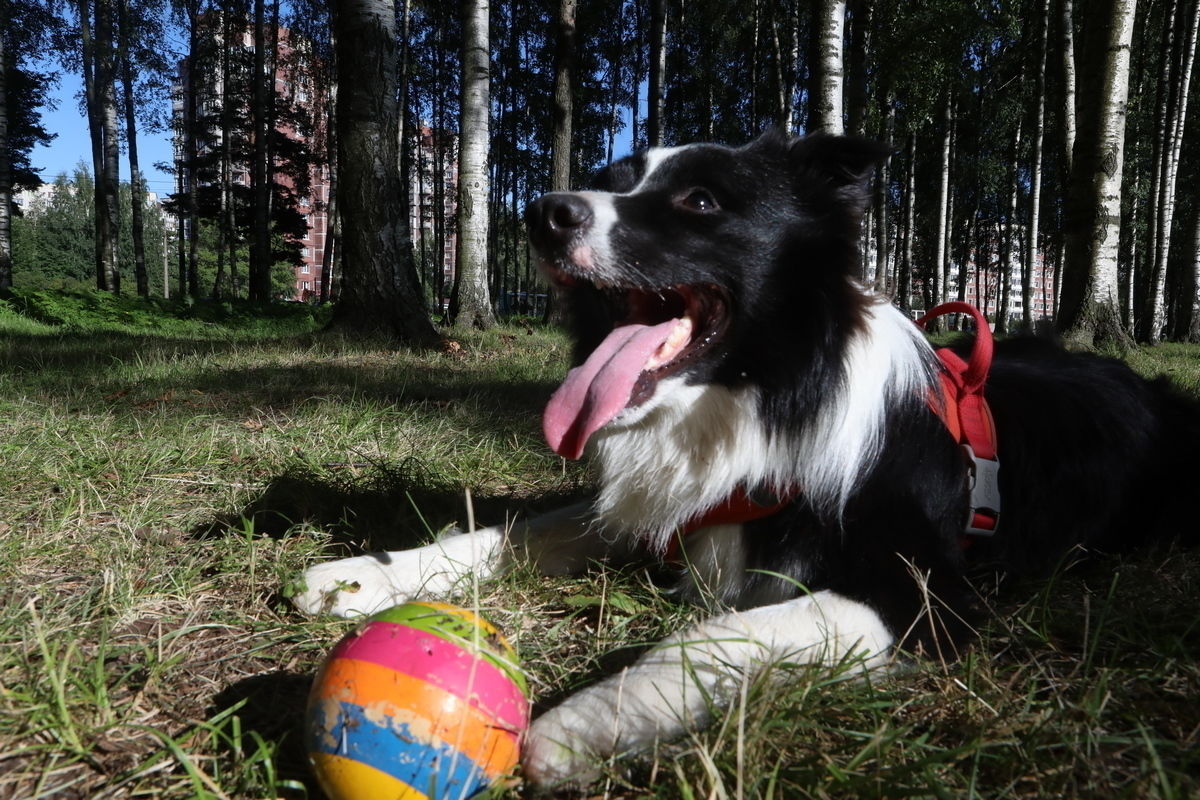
[543,283,729,459]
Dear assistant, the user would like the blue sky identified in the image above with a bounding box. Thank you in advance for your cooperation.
[29,70,178,198]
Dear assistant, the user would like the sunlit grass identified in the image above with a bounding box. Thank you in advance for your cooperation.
[0,293,1197,798]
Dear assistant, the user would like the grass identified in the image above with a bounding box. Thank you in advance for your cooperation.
[0,291,1197,799]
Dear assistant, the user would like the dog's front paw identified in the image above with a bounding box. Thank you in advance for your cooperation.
[290,553,417,618]
[291,529,506,618]
[522,705,606,788]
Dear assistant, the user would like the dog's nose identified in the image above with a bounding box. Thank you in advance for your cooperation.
[525,193,593,250]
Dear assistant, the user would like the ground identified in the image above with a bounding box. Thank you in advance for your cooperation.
[0,291,1197,798]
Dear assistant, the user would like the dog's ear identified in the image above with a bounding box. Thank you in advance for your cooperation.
[787,133,891,187]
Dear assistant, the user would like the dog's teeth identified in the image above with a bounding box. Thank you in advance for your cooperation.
[646,317,694,371]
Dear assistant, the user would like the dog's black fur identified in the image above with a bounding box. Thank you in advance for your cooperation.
[527,129,1200,654]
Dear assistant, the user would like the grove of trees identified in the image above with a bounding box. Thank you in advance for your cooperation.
[2,0,1199,345]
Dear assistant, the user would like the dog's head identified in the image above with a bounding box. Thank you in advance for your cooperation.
[526,130,889,460]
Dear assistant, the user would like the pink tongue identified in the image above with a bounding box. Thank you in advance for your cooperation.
[543,319,679,459]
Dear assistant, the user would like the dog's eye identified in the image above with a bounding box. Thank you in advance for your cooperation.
[678,189,720,213]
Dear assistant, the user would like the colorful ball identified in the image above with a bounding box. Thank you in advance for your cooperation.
[306,601,529,800]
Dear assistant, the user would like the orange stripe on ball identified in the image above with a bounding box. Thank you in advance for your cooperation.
[313,656,522,777]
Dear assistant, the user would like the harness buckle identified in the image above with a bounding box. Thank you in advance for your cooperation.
[962,444,1001,536]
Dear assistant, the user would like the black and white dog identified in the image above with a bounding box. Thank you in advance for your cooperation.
[294,130,1199,787]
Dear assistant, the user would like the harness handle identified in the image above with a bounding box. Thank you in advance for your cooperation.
[914,302,994,393]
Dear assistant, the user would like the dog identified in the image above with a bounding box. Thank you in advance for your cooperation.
[293,129,1200,788]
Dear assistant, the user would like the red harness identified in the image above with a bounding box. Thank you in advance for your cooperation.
[668,302,1001,556]
[915,302,1001,537]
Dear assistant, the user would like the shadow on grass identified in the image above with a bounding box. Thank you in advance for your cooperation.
[193,463,588,554]
[208,671,315,799]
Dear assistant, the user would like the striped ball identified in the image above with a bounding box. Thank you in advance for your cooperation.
[306,601,529,800]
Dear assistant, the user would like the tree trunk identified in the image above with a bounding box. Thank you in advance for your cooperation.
[330,0,439,344]
[1025,0,1050,331]
[1060,0,1077,174]
[932,96,952,320]
[80,0,121,293]
[809,0,845,135]
[450,0,495,330]
[249,0,272,302]
[872,94,893,290]
[1141,0,1198,341]
[118,0,147,296]
[1057,0,1138,349]
[0,28,11,293]
[648,0,666,146]
[551,0,576,191]
[846,0,872,137]
[897,133,915,314]
[1188,202,1200,341]
[997,123,1021,335]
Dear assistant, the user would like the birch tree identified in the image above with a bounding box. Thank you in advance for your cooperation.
[450,0,495,329]
[331,0,437,344]
[1025,0,1051,331]
[0,24,11,292]
[551,0,575,192]
[810,0,845,135]
[77,0,122,293]
[1057,0,1138,348]
[647,0,666,146]
[1139,0,1198,342]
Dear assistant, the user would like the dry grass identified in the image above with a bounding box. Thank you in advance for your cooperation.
[1,298,1197,799]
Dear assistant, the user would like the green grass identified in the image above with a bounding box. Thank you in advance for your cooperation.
[1,292,1197,798]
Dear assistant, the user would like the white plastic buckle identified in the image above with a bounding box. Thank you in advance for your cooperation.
[962,444,1001,536]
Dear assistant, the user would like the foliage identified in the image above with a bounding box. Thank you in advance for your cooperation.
[10,167,172,293]
[0,285,330,337]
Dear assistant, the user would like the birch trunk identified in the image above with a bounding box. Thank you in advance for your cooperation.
[810,0,845,135]
[932,96,952,319]
[451,0,495,330]
[249,0,272,302]
[648,0,666,146]
[1057,0,1138,348]
[118,0,147,296]
[1060,0,1077,173]
[996,124,1021,335]
[1025,0,1050,330]
[846,0,872,137]
[551,0,575,191]
[1142,0,1198,341]
[331,0,438,344]
[0,29,11,292]
[1189,204,1200,341]
[897,133,915,314]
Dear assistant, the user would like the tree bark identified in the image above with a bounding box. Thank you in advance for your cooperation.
[80,0,121,293]
[1141,0,1198,341]
[809,0,845,135]
[249,0,272,302]
[996,123,1021,335]
[449,0,495,330]
[1057,0,1138,349]
[897,133,915,314]
[118,0,147,296]
[0,27,11,292]
[1025,0,1051,331]
[551,0,576,191]
[932,95,952,317]
[846,0,872,137]
[1060,0,1077,174]
[648,0,666,146]
[330,0,439,344]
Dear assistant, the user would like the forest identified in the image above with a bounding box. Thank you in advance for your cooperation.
[1,0,1198,345]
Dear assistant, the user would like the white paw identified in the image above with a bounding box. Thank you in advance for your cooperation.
[522,705,606,788]
[291,529,506,618]
[291,553,418,618]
